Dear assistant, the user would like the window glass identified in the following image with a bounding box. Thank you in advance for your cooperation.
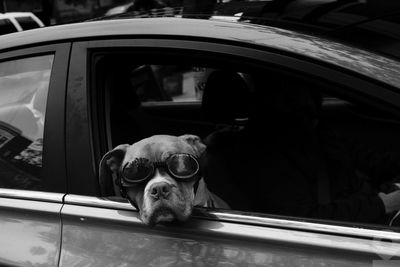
[132,65,212,103]
[0,55,53,190]
[0,18,18,35]
[15,16,41,30]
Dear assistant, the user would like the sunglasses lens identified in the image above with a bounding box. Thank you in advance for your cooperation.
[168,154,199,179]
[122,158,153,183]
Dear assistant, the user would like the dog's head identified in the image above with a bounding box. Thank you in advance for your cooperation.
[99,134,206,226]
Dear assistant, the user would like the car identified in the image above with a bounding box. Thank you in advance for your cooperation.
[0,12,44,35]
[0,15,400,266]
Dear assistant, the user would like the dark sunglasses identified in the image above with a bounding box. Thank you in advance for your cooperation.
[121,153,200,186]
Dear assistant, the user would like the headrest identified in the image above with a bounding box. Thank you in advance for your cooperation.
[109,68,141,111]
[201,70,250,124]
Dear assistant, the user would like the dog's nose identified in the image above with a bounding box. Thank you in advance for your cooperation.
[149,182,171,200]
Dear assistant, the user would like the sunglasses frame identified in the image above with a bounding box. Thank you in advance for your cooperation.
[121,153,200,187]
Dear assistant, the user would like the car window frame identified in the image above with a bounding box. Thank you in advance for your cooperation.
[0,17,19,34]
[0,43,70,194]
[67,38,400,240]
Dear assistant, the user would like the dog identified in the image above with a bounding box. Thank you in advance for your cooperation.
[99,134,229,226]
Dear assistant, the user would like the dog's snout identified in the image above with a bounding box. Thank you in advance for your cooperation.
[149,182,171,200]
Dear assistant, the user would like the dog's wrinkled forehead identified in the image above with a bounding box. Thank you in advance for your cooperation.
[123,135,198,164]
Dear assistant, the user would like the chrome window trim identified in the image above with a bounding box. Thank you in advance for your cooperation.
[198,210,400,241]
[0,188,64,203]
[65,194,136,211]
[64,194,400,242]
[0,197,63,213]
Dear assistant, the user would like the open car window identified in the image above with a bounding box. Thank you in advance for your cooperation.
[94,52,400,230]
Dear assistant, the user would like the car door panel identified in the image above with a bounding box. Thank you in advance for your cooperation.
[59,195,398,266]
[0,190,64,267]
[65,38,400,266]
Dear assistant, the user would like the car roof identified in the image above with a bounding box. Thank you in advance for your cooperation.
[0,12,45,28]
[0,12,37,18]
[232,0,400,59]
[0,17,399,89]
[2,12,29,16]
[73,1,400,60]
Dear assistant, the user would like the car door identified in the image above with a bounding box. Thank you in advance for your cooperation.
[0,44,69,266]
[60,38,400,266]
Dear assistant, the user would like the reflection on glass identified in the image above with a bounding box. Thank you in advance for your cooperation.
[0,54,53,190]
[133,65,212,103]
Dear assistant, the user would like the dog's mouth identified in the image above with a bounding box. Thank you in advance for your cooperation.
[147,206,176,226]
[141,200,192,226]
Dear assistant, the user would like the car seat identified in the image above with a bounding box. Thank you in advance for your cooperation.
[201,70,251,127]
[200,70,254,210]
[107,67,143,148]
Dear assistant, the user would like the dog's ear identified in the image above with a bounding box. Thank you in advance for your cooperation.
[99,144,129,196]
[180,134,206,157]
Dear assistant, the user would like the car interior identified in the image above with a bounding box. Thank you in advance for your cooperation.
[93,52,400,228]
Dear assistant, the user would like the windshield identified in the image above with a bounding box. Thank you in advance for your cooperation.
[15,16,41,30]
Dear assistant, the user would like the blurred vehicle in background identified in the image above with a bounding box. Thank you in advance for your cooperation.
[104,2,134,16]
[0,12,44,35]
